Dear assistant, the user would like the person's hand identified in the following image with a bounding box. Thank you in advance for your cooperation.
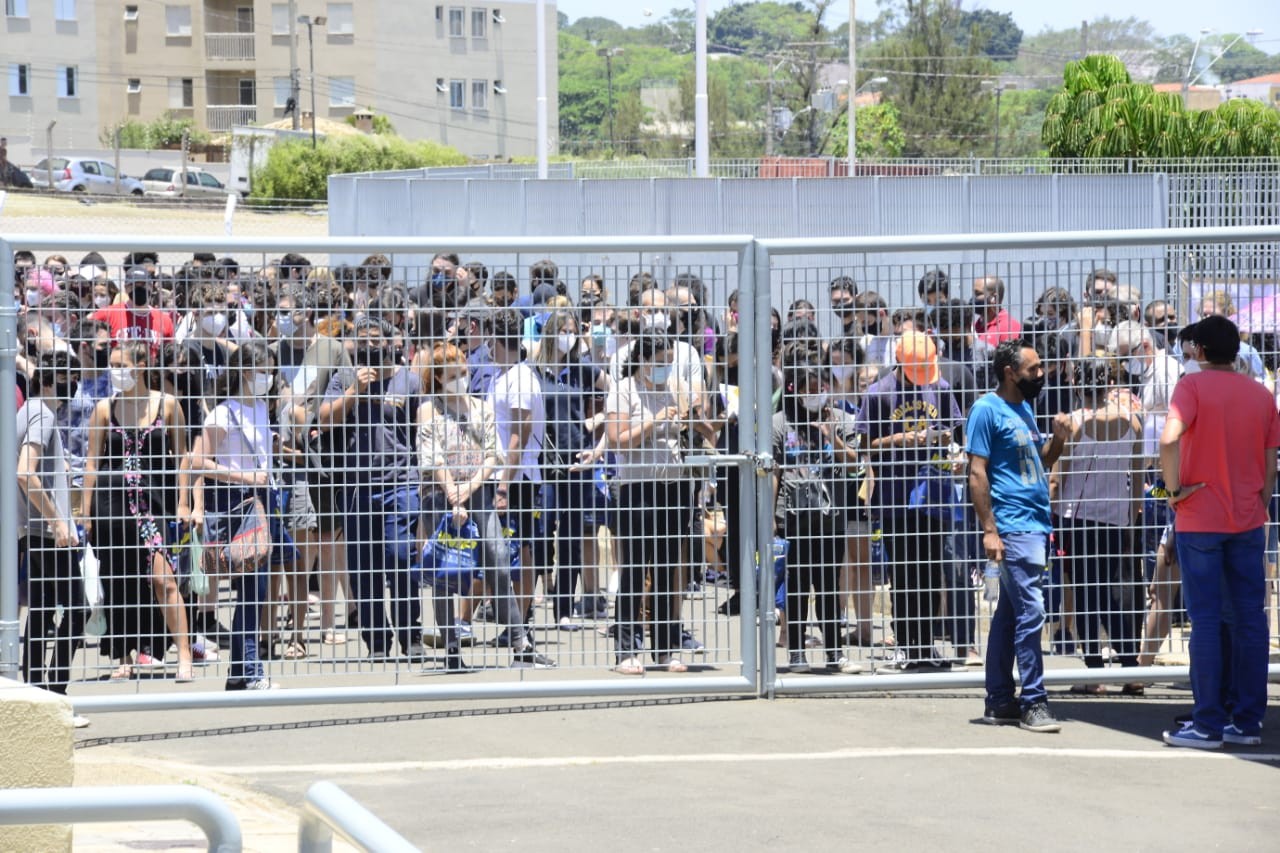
[982,531,1004,564]
[354,367,378,392]
[570,449,596,473]
[1051,412,1073,444]
[450,505,470,527]
[249,470,270,488]
[77,514,92,537]
[493,489,509,512]
[656,405,680,422]
[448,482,472,507]
[1168,482,1206,507]
[176,503,193,527]
[53,520,78,549]
[190,508,205,533]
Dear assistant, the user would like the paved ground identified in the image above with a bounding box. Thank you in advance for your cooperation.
[68,678,1280,852]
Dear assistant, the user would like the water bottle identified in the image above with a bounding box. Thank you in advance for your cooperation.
[982,561,1002,603]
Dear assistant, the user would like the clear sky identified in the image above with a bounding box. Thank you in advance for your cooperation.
[551,1,1280,47]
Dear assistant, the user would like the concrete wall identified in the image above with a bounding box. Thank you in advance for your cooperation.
[0,678,74,852]
[1,2,101,148]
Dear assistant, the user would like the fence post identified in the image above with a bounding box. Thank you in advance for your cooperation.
[0,238,17,679]
[751,239,777,696]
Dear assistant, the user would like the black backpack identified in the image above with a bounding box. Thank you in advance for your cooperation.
[535,364,589,480]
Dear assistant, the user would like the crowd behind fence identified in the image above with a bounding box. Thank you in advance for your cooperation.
[2,229,1279,706]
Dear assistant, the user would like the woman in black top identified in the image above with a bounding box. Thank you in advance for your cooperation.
[80,340,193,682]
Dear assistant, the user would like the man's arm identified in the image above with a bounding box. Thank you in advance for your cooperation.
[968,453,1002,564]
[18,442,76,547]
[1041,412,1072,469]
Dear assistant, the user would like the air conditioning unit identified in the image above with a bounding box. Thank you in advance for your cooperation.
[492,80,506,95]
[127,79,142,93]
[124,5,139,21]
[435,6,443,21]
[435,78,447,93]
[492,9,505,23]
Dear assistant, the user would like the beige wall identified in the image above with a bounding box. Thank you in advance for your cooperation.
[1,1,101,149]
[0,678,75,852]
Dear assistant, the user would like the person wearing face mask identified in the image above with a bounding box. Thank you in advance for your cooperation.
[189,342,294,687]
[416,343,552,670]
[605,332,693,675]
[972,275,1023,349]
[18,351,89,718]
[533,309,612,628]
[772,350,865,674]
[829,277,859,339]
[853,291,893,365]
[93,270,174,351]
[80,341,194,683]
[855,331,963,672]
[318,318,425,661]
[967,338,1073,732]
[90,280,119,312]
[60,320,114,492]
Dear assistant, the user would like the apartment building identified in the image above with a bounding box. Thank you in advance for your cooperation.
[3,0,557,160]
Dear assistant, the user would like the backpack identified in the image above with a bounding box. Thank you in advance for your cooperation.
[535,364,589,480]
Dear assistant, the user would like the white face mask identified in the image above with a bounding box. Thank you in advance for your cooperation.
[24,288,43,308]
[443,376,470,398]
[1125,356,1145,377]
[200,312,228,337]
[93,295,111,310]
[110,367,136,393]
[641,311,670,332]
[249,372,273,397]
[1182,359,1201,375]
[830,364,854,384]
[800,392,828,412]
[556,333,576,356]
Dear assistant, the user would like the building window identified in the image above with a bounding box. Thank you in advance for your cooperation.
[169,76,194,108]
[448,7,463,37]
[8,63,30,96]
[273,76,291,107]
[5,0,28,18]
[165,4,192,36]
[239,78,256,106]
[127,78,142,93]
[449,79,464,109]
[471,79,488,111]
[471,7,486,38]
[329,76,355,108]
[327,2,353,35]
[56,65,78,98]
[270,3,288,34]
[123,4,139,21]
[55,0,76,20]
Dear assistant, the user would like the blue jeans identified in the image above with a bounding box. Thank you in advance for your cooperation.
[347,486,422,656]
[985,532,1050,710]
[228,564,267,684]
[1175,527,1269,734]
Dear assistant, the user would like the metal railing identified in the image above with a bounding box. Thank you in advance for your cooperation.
[298,781,419,853]
[0,785,242,853]
[205,32,255,62]
[207,106,258,133]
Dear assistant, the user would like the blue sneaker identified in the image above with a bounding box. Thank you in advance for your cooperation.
[455,620,473,640]
[1162,721,1223,750]
[1223,723,1262,746]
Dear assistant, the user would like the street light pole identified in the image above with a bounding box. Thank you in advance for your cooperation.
[536,0,548,179]
[1182,28,1213,108]
[1183,28,1264,108]
[847,0,856,175]
[287,0,300,131]
[694,0,709,177]
[596,47,623,154]
[993,83,1005,158]
[297,14,326,148]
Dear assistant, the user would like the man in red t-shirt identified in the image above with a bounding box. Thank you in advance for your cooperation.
[1160,315,1280,750]
[93,271,173,351]
[973,275,1022,347]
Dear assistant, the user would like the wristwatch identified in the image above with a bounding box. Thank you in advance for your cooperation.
[1168,488,1181,498]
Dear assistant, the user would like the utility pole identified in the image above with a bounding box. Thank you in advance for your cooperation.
[787,40,834,156]
[748,56,787,156]
[45,121,56,190]
[288,0,300,131]
[847,0,857,174]
[596,47,623,154]
[694,0,709,177]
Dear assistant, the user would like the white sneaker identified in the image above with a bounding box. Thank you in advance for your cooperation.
[246,679,280,690]
[72,714,91,729]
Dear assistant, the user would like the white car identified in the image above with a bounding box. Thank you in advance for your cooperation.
[28,157,145,195]
[141,167,234,199]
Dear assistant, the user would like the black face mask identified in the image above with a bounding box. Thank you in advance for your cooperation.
[354,342,387,367]
[93,347,111,371]
[864,320,881,337]
[129,285,149,306]
[54,380,78,401]
[1016,376,1045,401]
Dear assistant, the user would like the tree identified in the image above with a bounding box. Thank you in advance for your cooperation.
[1214,37,1280,84]
[708,1,817,55]
[825,102,907,158]
[1194,99,1280,157]
[1013,16,1158,81]
[565,15,624,43]
[954,9,1022,60]
[869,0,996,157]
[251,136,465,200]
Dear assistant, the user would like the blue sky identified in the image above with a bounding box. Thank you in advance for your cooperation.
[552,1,1280,47]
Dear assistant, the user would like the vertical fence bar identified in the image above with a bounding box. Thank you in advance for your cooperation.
[735,243,759,688]
[752,240,777,695]
[0,238,18,678]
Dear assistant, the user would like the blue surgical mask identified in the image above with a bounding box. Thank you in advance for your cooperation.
[277,313,297,337]
[649,364,672,385]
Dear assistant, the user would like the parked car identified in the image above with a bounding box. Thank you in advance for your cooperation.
[141,166,233,199]
[27,157,144,196]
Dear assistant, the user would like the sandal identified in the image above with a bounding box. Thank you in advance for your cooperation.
[282,640,308,660]
[175,663,195,683]
[109,663,134,681]
[1070,683,1107,695]
[322,630,348,645]
[659,656,688,673]
[614,657,644,676]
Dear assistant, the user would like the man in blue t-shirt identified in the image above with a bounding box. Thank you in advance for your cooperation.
[966,338,1071,733]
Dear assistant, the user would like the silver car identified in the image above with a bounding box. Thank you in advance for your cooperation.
[141,166,233,199]
[28,157,144,196]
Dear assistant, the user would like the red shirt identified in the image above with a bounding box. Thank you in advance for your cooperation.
[974,309,1022,346]
[1170,370,1280,534]
[94,302,174,351]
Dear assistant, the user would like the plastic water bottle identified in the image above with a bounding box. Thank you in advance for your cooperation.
[982,561,1002,603]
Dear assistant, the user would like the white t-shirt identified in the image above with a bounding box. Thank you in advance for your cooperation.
[1138,352,1181,459]
[610,337,706,408]
[605,375,683,483]
[488,361,545,483]
[206,399,272,474]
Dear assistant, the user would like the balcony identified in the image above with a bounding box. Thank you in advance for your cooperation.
[206,105,257,131]
[205,32,254,61]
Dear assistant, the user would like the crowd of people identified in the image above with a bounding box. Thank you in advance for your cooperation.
[11,247,1277,740]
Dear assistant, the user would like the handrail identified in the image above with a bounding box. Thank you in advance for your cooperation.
[0,785,242,853]
[298,781,419,853]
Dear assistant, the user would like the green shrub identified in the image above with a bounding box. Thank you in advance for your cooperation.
[250,135,468,200]
[99,112,211,150]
